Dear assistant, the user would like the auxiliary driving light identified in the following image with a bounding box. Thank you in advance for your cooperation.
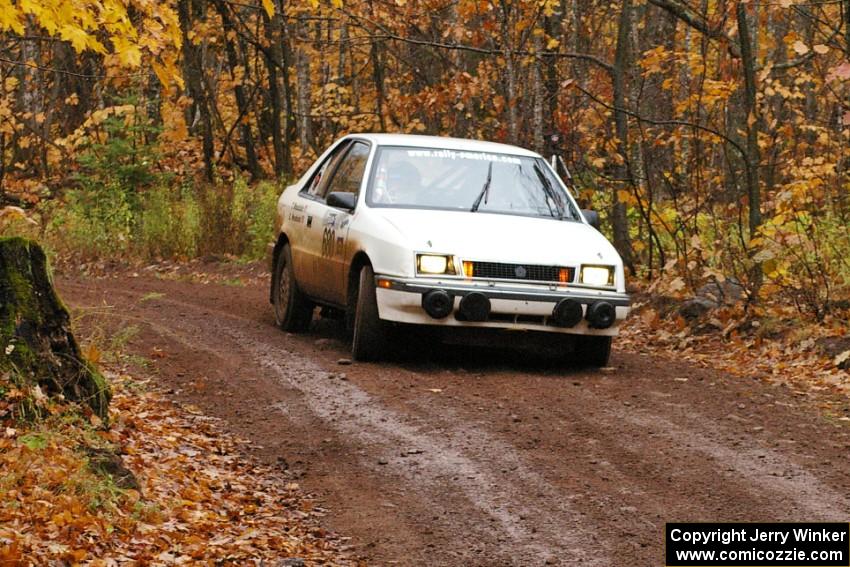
[552,298,583,327]
[585,301,616,329]
[458,292,490,322]
[422,289,453,319]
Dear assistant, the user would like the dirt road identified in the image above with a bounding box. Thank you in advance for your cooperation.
[59,272,850,566]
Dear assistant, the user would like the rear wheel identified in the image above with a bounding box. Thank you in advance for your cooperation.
[272,244,313,332]
[574,335,612,367]
[351,264,389,361]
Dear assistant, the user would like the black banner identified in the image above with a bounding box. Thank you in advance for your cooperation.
[666,523,849,566]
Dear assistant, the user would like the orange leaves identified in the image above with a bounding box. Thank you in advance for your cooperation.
[83,342,102,365]
[0,371,356,564]
[639,45,670,75]
[621,294,850,398]
[0,542,24,565]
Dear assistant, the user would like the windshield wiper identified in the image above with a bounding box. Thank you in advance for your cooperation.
[470,161,493,212]
[533,163,565,220]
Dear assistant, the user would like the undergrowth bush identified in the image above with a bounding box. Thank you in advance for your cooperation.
[756,210,850,319]
[38,98,282,263]
[194,177,279,259]
[136,183,200,260]
[584,184,850,320]
[45,179,280,262]
[46,182,138,259]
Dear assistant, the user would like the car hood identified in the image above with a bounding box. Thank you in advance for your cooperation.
[370,208,621,266]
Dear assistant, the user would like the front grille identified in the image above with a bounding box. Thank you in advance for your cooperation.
[469,261,573,283]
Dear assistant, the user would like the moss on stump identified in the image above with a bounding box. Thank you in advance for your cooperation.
[0,237,110,420]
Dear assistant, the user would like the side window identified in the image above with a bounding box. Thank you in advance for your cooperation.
[302,141,351,198]
[320,142,370,198]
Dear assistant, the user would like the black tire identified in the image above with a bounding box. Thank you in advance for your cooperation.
[351,264,389,361]
[272,244,313,332]
[574,335,612,367]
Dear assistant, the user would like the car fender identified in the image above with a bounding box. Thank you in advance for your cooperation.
[346,208,415,280]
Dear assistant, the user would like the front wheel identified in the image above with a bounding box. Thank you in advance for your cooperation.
[574,335,612,367]
[351,265,390,361]
[272,244,313,332]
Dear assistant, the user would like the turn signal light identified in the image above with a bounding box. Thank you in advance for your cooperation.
[462,261,474,278]
[558,268,571,284]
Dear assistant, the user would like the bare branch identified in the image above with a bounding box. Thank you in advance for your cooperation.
[569,81,749,163]
[0,56,147,80]
[645,0,741,58]
[340,9,614,74]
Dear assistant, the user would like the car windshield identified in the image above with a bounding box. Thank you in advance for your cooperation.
[366,146,581,221]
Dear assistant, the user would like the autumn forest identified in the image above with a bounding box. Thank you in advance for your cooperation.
[1,0,850,314]
[5,1,850,563]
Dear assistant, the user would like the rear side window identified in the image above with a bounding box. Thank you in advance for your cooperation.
[320,141,370,198]
[302,141,351,198]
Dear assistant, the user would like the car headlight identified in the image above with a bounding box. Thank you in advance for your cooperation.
[580,265,614,287]
[417,254,457,275]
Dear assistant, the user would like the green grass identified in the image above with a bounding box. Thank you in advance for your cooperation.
[41,178,283,264]
[18,432,48,450]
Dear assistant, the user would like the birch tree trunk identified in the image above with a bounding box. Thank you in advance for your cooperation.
[296,43,313,153]
[177,0,215,181]
[611,0,636,272]
[499,0,519,143]
[532,34,545,154]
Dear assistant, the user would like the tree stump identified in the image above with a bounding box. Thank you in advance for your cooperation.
[0,237,110,420]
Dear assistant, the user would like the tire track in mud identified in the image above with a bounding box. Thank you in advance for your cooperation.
[238,328,607,565]
[67,282,609,564]
[372,356,850,524]
[618,409,850,520]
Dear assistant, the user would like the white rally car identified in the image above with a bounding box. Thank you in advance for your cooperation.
[270,134,629,365]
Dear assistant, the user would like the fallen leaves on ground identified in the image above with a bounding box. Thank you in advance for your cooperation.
[0,371,360,565]
[620,295,850,409]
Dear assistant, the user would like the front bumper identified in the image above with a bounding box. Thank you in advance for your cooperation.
[374,275,630,336]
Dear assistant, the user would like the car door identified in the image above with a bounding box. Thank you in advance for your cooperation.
[312,140,371,305]
[290,140,351,297]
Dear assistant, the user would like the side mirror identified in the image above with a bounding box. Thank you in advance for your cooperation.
[327,192,357,211]
[582,209,600,229]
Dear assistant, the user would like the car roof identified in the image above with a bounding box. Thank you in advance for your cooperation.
[344,133,541,158]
